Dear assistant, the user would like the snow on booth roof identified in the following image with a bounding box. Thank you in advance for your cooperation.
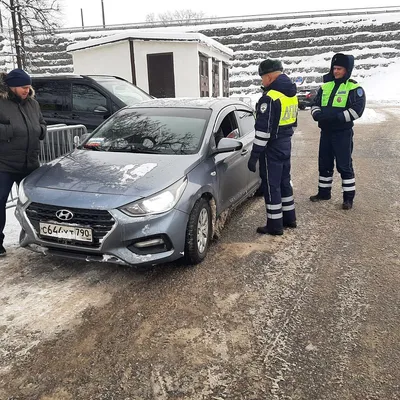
[67,30,234,58]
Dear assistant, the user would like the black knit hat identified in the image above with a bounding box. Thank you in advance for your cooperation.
[4,68,32,87]
[258,59,283,76]
[332,53,349,70]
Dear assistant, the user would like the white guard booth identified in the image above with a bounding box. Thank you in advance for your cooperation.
[67,30,234,98]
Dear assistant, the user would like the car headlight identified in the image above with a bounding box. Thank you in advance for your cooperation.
[18,180,29,205]
[120,178,187,217]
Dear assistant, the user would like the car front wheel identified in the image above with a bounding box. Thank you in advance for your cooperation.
[184,198,211,265]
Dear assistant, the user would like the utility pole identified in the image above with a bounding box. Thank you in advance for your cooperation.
[81,8,84,29]
[101,0,105,28]
[0,8,3,34]
[16,0,26,69]
[9,0,22,69]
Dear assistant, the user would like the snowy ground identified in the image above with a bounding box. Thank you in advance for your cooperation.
[4,207,20,249]
[1,106,400,400]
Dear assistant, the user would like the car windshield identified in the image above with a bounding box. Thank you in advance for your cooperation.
[82,107,211,155]
[93,77,152,105]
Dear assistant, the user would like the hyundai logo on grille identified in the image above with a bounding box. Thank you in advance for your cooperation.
[56,209,74,221]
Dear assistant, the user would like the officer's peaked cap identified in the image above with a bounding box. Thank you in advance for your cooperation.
[258,59,283,76]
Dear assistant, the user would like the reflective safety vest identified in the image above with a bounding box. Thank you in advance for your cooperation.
[321,81,360,108]
[266,89,298,126]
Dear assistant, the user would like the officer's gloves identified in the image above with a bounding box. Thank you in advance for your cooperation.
[312,111,323,122]
[313,112,338,124]
[248,152,259,173]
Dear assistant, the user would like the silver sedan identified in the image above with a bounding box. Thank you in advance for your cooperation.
[15,98,260,267]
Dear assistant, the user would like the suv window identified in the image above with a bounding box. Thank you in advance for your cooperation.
[34,81,70,111]
[237,111,255,137]
[72,84,107,112]
[93,77,152,106]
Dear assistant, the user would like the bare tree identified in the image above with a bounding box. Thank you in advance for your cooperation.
[145,9,209,26]
[0,0,61,69]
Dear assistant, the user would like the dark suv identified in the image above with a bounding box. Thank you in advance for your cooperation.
[32,74,152,131]
[297,87,318,110]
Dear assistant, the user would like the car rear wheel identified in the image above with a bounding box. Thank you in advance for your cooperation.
[184,198,211,265]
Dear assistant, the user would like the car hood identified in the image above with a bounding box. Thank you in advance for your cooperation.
[29,150,200,198]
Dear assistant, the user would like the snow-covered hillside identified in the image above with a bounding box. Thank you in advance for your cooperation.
[1,7,400,99]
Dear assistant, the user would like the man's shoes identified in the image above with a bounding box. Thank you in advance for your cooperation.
[284,221,297,228]
[342,201,353,210]
[256,226,283,235]
[310,194,331,202]
[0,244,6,257]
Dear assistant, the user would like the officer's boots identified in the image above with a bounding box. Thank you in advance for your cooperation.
[310,193,331,202]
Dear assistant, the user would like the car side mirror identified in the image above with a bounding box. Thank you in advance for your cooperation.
[214,137,243,154]
[94,105,109,114]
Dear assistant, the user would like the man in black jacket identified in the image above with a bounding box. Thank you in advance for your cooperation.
[310,53,366,210]
[247,59,298,235]
[0,68,46,256]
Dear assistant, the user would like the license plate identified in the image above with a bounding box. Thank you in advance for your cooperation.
[39,222,93,242]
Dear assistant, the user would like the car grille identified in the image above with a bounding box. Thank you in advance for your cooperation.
[26,202,115,248]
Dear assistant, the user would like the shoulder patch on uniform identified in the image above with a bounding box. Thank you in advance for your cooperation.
[260,103,268,113]
[357,88,364,97]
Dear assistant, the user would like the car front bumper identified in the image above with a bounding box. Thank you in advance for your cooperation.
[16,201,189,267]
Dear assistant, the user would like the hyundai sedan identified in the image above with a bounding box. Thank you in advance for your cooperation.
[15,98,260,267]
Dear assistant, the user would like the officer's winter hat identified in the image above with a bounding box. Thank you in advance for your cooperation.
[258,59,283,76]
[332,53,350,70]
[4,68,32,87]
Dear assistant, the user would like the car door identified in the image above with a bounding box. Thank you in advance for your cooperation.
[212,107,249,212]
[66,83,112,132]
[235,109,260,193]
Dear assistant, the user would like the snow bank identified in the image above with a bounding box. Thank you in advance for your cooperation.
[358,58,400,105]
[354,108,386,124]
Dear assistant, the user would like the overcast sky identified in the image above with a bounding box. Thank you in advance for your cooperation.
[60,0,400,28]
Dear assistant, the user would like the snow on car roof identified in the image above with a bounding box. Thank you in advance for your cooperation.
[126,97,252,110]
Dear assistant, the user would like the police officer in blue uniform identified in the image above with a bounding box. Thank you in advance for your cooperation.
[248,59,298,235]
[310,53,366,210]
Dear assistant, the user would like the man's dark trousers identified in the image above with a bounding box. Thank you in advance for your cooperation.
[318,128,355,202]
[0,172,27,245]
[262,136,296,232]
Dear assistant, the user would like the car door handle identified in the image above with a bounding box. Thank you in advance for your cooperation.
[241,149,249,156]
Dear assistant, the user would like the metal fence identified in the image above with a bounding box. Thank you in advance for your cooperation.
[6,124,88,209]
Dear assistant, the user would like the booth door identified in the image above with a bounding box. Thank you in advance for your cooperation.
[147,53,175,98]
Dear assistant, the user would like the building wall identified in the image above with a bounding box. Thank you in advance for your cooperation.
[71,39,232,97]
[71,40,132,81]
[133,41,199,97]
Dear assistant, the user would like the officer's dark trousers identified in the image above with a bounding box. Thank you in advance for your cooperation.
[262,136,296,233]
[258,148,266,194]
[317,128,355,203]
[0,172,26,246]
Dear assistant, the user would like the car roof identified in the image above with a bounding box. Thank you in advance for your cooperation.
[126,97,253,111]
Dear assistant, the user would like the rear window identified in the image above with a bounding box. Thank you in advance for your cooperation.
[93,77,151,106]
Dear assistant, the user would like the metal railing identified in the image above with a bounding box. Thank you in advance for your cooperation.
[6,124,88,209]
